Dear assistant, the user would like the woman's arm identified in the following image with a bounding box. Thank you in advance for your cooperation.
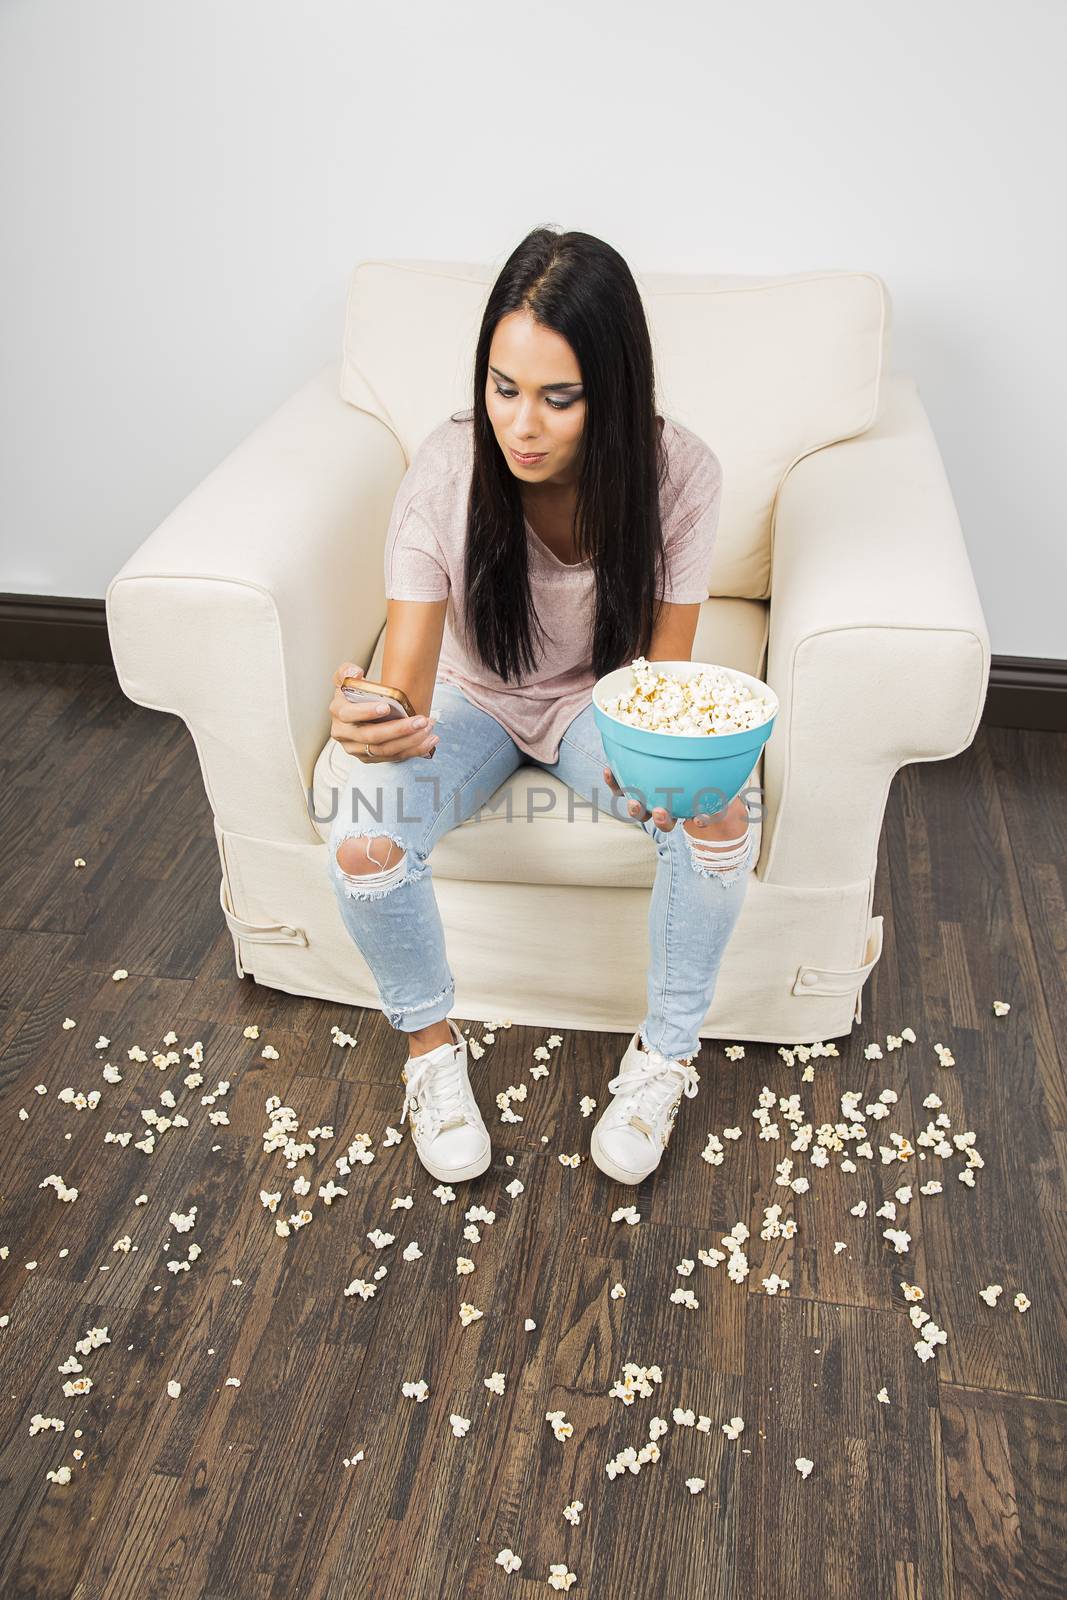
[647,599,700,663]
[380,597,449,719]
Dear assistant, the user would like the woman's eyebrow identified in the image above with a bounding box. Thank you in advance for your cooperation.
[489,364,583,391]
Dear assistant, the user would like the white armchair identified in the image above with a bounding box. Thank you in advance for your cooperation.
[106,261,990,1044]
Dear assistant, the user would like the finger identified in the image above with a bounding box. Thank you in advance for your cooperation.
[602,765,633,804]
[331,708,434,753]
[362,734,440,763]
[603,767,651,822]
[336,696,411,727]
[333,661,364,688]
[345,725,439,760]
[358,715,437,755]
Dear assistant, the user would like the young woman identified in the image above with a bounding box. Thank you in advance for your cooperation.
[325,226,755,1189]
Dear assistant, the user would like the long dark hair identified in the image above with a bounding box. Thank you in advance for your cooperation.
[451,227,670,684]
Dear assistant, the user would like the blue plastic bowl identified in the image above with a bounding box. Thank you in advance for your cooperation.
[592,660,778,822]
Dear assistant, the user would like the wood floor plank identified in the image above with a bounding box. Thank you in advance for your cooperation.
[736,1295,951,1600]
[939,1381,1067,1599]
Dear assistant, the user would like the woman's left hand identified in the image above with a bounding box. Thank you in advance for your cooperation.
[602,765,745,834]
[602,765,688,831]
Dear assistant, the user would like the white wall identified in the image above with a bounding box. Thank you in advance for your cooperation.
[1,0,1063,659]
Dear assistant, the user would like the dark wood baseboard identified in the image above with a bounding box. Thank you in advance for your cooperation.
[1,591,1064,731]
[0,592,115,666]
[979,654,1067,731]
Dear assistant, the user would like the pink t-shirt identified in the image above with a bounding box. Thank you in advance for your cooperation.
[383,412,723,763]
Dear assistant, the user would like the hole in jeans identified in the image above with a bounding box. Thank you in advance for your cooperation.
[336,835,405,875]
[333,829,413,900]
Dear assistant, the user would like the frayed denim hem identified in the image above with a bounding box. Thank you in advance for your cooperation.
[637,1028,698,1067]
[334,866,422,903]
[386,981,455,1032]
[682,828,754,889]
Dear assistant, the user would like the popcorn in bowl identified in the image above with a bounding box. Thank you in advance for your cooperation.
[601,657,773,737]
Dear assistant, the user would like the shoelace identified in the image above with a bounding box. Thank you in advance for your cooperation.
[400,1048,472,1141]
[607,1049,701,1134]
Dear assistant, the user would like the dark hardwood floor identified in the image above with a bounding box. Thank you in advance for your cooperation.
[0,660,1064,1600]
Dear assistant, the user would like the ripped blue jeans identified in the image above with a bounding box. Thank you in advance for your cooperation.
[324,680,755,1063]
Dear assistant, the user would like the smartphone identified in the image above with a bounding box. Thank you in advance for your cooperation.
[340,676,432,761]
[341,676,415,720]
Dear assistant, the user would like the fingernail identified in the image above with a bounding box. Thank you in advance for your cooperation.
[413,717,427,728]
[375,704,390,714]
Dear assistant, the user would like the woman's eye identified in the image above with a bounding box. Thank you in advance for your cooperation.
[492,382,576,412]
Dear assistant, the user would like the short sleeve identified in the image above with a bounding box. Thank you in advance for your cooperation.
[657,448,722,605]
[383,495,451,602]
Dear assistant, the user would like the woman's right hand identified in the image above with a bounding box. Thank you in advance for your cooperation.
[329,663,439,763]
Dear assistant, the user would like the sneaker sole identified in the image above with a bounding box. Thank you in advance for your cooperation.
[589,1125,657,1186]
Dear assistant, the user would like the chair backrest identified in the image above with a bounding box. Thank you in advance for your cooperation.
[340,259,890,600]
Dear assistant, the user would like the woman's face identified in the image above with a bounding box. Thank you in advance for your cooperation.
[485,310,586,489]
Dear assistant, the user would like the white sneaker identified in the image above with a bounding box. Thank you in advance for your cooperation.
[399,1019,491,1183]
[589,1033,700,1185]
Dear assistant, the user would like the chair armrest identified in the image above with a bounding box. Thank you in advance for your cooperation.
[761,372,991,887]
[106,364,404,843]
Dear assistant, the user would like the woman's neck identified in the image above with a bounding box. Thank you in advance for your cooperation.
[519,416,665,561]
[521,486,581,563]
